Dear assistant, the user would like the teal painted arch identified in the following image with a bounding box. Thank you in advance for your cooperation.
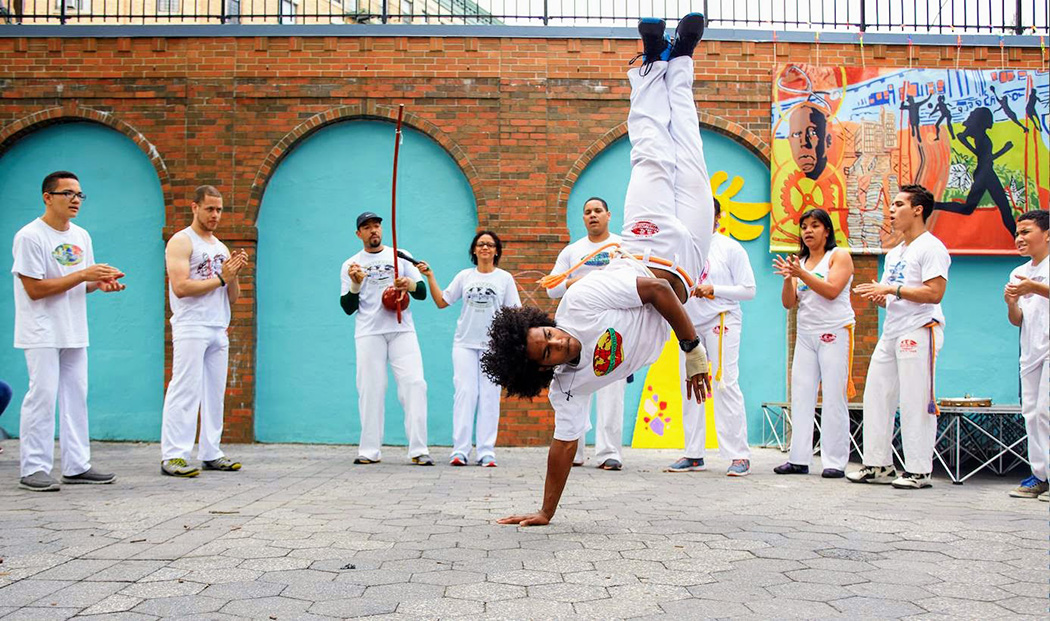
[255,119,480,446]
[0,121,167,440]
[565,130,779,447]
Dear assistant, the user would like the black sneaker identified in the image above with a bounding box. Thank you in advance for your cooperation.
[669,12,706,59]
[821,468,846,479]
[631,18,671,75]
[773,462,809,475]
[62,467,115,485]
[598,459,623,471]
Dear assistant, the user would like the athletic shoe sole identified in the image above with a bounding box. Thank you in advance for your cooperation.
[19,481,61,491]
[161,468,200,478]
[664,465,705,473]
[1008,490,1042,498]
[726,470,751,477]
[62,476,116,484]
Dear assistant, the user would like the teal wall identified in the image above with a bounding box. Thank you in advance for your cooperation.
[0,122,166,440]
[255,120,478,445]
[566,131,783,446]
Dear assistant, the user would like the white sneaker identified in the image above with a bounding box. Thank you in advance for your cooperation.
[891,472,932,489]
[846,465,897,484]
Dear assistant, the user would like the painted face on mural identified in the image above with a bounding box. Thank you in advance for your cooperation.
[582,199,611,238]
[788,104,830,180]
[192,195,223,233]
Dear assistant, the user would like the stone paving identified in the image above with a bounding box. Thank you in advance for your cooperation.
[0,441,1046,620]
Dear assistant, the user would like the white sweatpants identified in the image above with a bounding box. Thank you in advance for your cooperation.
[1022,358,1049,482]
[356,331,428,461]
[862,325,944,475]
[573,379,626,464]
[678,314,750,460]
[161,326,229,462]
[621,56,713,289]
[451,345,501,461]
[788,327,852,471]
[19,347,91,478]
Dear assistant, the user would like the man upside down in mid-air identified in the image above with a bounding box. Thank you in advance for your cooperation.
[482,13,715,526]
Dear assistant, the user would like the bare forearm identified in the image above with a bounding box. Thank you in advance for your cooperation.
[22,272,85,300]
[651,286,698,342]
[226,277,241,305]
[540,439,577,520]
[797,271,846,300]
[895,284,944,305]
[780,278,797,309]
[172,277,223,298]
[426,274,449,309]
[1032,282,1050,299]
[1007,304,1023,327]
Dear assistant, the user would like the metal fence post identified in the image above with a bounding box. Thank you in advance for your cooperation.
[381,0,388,24]
[1014,0,1023,34]
[858,0,866,32]
[542,0,548,25]
[60,0,67,25]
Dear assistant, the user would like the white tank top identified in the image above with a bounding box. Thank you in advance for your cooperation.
[796,247,855,334]
[169,227,231,328]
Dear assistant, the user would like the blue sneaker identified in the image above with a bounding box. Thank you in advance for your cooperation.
[1009,474,1048,498]
[477,455,497,468]
[664,457,705,473]
[669,13,706,59]
[727,459,751,477]
[632,18,671,75]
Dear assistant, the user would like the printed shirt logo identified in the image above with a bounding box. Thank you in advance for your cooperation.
[592,328,625,377]
[886,259,907,285]
[465,284,498,309]
[899,339,918,354]
[193,252,226,279]
[798,272,825,292]
[52,243,84,267]
[364,262,395,285]
[583,251,612,268]
[629,220,660,237]
[820,333,837,343]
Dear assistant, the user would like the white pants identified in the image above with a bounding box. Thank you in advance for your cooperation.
[356,332,428,461]
[862,325,944,475]
[574,379,626,464]
[161,326,229,462]
[452,345,500,460]
[678,314,750,460]
[621,56,713,289]
[1022,358,1049,481]
[788,327,852,471]
[19,347,91,478]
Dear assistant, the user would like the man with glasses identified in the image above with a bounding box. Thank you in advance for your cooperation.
[11,171,126,491]
[547,197,628,471]
[160,185,249,478]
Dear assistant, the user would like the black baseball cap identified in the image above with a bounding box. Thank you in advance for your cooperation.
[356,211,383,229]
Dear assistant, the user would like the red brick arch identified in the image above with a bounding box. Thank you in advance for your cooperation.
[0,104,174,209]
[556,111,771,212]
[246,103,486,224]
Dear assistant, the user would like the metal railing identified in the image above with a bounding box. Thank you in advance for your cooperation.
[1,0,1047,34]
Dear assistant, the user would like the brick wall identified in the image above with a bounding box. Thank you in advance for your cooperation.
[0,34,1044,445]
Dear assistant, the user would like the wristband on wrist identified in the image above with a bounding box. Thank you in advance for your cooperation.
[895,285,902,300]
[679,336,701,353]
[217,273,226,287]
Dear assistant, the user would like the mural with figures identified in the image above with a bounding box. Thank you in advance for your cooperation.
[770,65,1049,255]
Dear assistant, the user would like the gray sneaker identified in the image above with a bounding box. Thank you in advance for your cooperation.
[161,458,201,478]
[202,456,241,471]
[19,471,61,492]
[62,467,116,485]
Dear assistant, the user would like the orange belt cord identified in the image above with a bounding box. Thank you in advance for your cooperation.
[538,243,695,290]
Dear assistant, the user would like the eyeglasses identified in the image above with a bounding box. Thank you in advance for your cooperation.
[475,242,497,248]
[48,190,87,201]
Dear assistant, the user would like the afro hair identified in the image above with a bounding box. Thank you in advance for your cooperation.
[481,305,558,399]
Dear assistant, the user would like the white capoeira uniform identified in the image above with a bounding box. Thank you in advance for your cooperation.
[160,227,232,463]
[1012,257,1049,482]
[786,247,855,471]
[678,233,755,461]
[549,235,628,464]
[444,267,520,461]
[862,232,950,475]
[12,218,95,478]
[550,56,714,443]
[341,246,428,461]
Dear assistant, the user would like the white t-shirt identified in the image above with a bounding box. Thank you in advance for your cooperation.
[796,247,856,334]
[340,246,423,338]
[1011,257,1049,376]
[11,218,94,349]
[550,260,670,442]
[687,233,756,326]
[547,234,623,299]
[168,227,231,329]
[443,267,521,349]
[880,232,950,338]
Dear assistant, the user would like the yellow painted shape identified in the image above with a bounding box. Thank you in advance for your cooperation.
[711,170,772,243]
[631,337,717,449]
